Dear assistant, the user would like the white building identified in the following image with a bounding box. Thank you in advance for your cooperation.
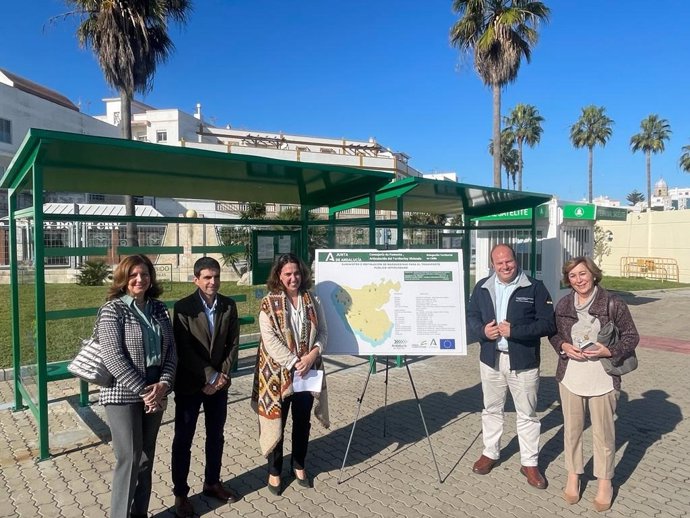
[95,98,220,146]
[587,195,621,207]
[93,100,429,219]
[0,68,120,216]
[650,177,690,211]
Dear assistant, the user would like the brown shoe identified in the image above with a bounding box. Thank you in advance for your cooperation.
[174,495,194,518]
[520,466,547,489]
[203,482,240,504]
[472,455,497,475]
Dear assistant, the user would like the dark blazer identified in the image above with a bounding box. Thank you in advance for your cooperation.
[173,290,240,396]
[99,298,177,405]
[466,271,556,371]
[549,286,639,391]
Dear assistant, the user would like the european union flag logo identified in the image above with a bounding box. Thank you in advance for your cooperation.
[440,338,455,350]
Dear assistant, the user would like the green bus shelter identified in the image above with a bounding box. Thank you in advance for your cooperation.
[1,128,552,459]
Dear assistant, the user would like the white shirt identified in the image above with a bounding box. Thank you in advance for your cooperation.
[494,273,520,352]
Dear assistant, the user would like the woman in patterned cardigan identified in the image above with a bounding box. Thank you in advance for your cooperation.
[251,253,329,495]
[98,254,177,518]
[549,256,638,512]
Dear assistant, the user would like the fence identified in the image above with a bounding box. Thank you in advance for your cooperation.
[620,256,679,282]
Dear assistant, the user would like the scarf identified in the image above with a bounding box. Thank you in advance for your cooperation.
[250,291,330,456]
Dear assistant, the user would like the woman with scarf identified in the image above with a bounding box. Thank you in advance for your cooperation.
[549,256,638,512]
[251,253,329,495]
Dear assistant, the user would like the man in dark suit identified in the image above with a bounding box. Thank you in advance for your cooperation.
[172,257,240,517]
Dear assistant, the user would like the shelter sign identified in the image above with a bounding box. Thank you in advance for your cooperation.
[314,249,467,356]
[473,203,549,221]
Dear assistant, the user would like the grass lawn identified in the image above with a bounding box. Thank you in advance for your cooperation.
[0,282,264,369]
[600,276,690,292]
[1,275,689,370]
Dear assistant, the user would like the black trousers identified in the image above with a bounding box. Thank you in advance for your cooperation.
[171,389,228,497]
[267,391,314,476]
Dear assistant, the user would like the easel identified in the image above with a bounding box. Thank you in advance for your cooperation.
[337,355,442,483]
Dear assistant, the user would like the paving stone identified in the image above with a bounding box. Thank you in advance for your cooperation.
[1,289,690,516]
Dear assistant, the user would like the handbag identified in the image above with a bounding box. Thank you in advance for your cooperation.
[597,296,638,376]
[68,308,114,387]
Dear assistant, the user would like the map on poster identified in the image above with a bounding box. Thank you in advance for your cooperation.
[314,250,467,356]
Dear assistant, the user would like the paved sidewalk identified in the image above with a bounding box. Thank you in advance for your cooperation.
[0,289,689,517]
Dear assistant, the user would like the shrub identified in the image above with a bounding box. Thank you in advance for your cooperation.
[76,260,111,286]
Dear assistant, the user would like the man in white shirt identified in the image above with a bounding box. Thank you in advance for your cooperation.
[466,244,556,489]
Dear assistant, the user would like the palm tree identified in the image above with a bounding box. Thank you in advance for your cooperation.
[450,0,550,188]
[488,128,519,188]
[679,143,690,175]
[504,103,544,190]
[570,105,614,203]
[65,0,192,245]
[630,115,672,212]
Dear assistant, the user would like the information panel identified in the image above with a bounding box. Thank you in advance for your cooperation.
[314,249,467,356]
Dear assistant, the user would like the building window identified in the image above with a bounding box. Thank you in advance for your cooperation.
[113,111,121,125]
[44,227,70,266]
[0,118,11,144]
[156,130,167,143]
[88,194,105,203]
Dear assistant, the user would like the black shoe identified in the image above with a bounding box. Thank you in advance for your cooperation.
[267,477,281,496]
[174,495,194,517]
[293,469,311,488]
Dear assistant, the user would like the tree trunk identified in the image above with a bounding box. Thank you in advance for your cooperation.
[587,146,594,203]
[646,151,652,212]
[120,91,139,247]
[492,83,502,188]
[517,139,524,191]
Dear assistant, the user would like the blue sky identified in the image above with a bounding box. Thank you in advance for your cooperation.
[2,0,690,202]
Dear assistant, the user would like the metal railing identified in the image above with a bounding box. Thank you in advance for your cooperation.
[620,256,679,282]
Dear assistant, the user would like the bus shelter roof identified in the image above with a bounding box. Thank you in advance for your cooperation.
[331,176,552,218]
[1,129,392,208]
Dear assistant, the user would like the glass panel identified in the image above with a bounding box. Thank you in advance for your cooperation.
[17,265,38,403]
[333,226,370,248]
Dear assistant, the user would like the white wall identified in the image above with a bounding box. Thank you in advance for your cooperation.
[0,82,120,216]
[0,83,119,169]
[598,210,690,283]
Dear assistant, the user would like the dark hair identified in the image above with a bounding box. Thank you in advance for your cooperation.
[562,256,603,286]
[194,257,221,278]
[490,243,517,264]
[106,254,163,301]
[266,253,312,294]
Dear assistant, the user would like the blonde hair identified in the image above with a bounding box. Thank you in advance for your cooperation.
[562,256,603,286]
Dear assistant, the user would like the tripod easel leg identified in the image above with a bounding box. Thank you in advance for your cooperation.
[404,356,443,483]
[338,363,374,484]
[383,356,389,437]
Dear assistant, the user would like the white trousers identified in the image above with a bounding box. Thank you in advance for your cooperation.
[479,352,541,466]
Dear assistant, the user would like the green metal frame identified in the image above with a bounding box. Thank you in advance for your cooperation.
[1,129,392,460]
[1,129,552,459]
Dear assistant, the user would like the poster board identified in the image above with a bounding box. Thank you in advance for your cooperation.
[314,249,467,356]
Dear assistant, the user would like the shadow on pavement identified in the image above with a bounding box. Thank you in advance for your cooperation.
[613,389,682,486]
[609,290,659,306]
[537,388,682,493]
[149,379,488,516]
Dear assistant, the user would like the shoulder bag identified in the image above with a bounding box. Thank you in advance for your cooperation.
[597,296,638,376]
[68,307,114,387]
